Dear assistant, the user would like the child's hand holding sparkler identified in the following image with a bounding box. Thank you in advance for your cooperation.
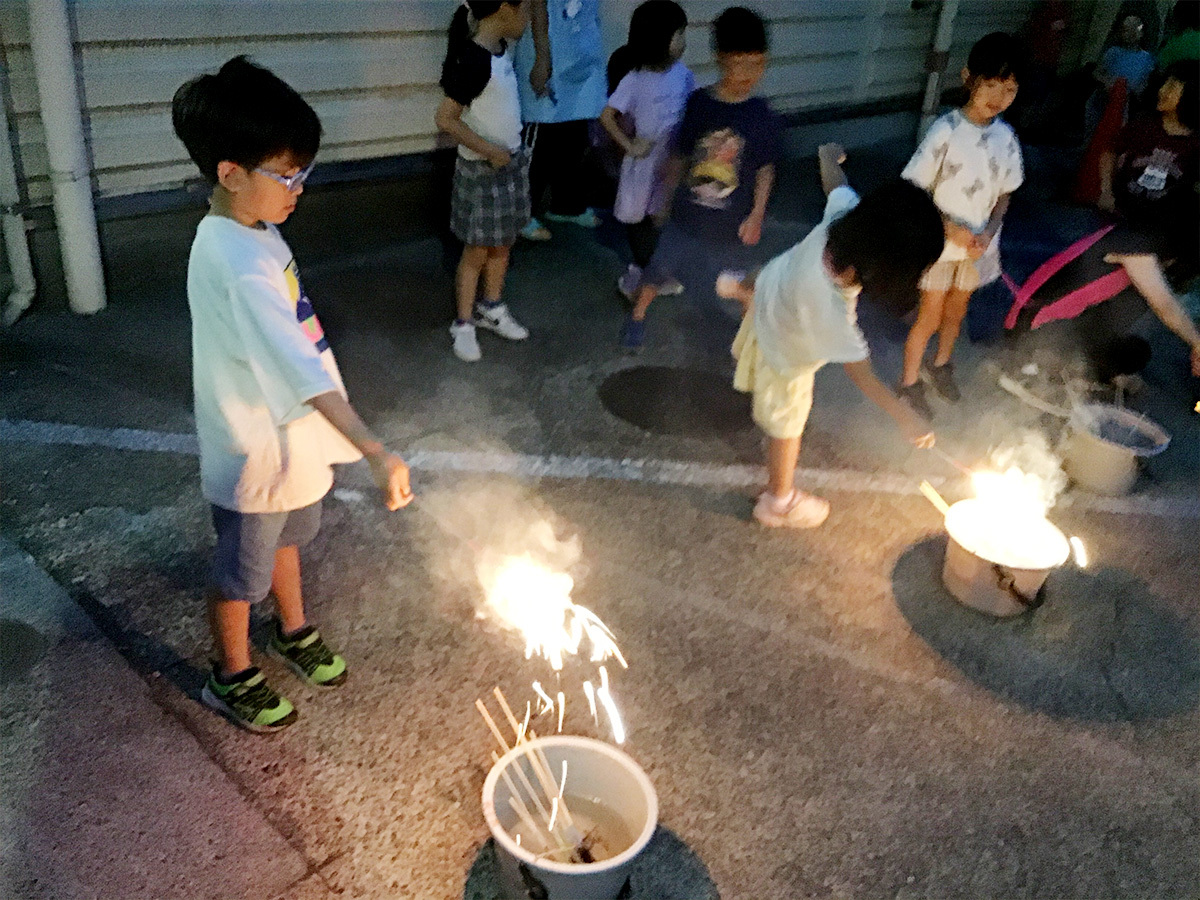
[368,450,413,510]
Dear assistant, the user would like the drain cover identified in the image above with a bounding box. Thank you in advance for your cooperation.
[598,366,752,436]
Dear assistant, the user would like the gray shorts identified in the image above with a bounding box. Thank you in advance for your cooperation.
[210,501,322,603]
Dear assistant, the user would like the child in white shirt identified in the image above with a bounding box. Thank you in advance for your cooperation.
[173,57,412,732]
[900,31,1024,416]
[721,144,943,528]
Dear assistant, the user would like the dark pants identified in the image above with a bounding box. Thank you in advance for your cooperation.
[528,120,592,218]
[626,218,662,269]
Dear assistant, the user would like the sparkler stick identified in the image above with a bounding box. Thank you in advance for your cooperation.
[493,687,523,740]
[493,751,569,853]
[918,481,951,516]
[929,445,972,476]
[476,699,511,753]
[495,749,554,827]
[507,797,550,853]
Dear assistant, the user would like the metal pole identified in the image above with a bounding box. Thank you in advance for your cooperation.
[0,72,36,325]
[919,0,960,137]
[27,0,105,315]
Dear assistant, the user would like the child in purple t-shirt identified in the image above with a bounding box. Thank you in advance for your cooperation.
[600,0,693,298]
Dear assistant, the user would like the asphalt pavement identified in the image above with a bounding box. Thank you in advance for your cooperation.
[2,143,1198,899]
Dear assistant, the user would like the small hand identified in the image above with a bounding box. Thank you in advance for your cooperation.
[626,137,653,159]
[738,214,763,246]
[818,142,847,165]
[947,222,974,249]
[967,234,987,260]
[369,452,413,511]
[900,413,935,448]
[488,147,512,169]
[530,56,552,97]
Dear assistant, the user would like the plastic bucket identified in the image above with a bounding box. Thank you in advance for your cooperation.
[1062,403,1169,496]
[482,736,657,900]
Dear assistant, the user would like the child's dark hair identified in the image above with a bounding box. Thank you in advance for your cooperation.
[712,6,768,55]
[826,180,944,316]
[965,31,1024,83]
[1164,61,1199,131]
[445,1,520,69]
[625,0,688,71]
[172,56,320,184]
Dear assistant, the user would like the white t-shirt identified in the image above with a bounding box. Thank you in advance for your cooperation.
[752,186,870,377]
[608,61,695,223]
[187,216,361,513]
[460,52,523,161]
[902,109,1023,269]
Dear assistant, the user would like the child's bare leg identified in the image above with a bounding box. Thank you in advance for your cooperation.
[631,283,657,321]
[481,245,512,303]
[455,245,489,321]
[208,592,252,677]
[766,436,801,498]
[271,545,305,635]
[933,286,971,367]
[902,289,946,386]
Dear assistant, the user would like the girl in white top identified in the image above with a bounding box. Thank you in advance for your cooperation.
[436,1,533,362]
[600,0,693,297]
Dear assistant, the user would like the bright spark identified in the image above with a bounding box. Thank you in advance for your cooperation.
[1069,535,1088,567]
[583,681,598,724]
[556,691,565,733]
[531,681,555,715]
[520,702,531,743]
[548,796,560,833]
[596,665,626,745]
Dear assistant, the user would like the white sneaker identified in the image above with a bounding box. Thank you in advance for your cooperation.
[753,489,830,528]
[474,302,529,341]
[658,277,685,296]
[450,321,481,362]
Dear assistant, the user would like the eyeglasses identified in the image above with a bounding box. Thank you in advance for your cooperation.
[252,160,315,192]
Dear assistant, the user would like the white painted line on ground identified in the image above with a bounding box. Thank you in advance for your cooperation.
[3,418,1197,518]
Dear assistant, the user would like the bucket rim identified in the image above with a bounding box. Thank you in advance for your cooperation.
[1071,402,1170,456]
[481,735,659,875]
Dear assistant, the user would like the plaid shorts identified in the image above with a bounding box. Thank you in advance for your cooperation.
[450,147,531,247]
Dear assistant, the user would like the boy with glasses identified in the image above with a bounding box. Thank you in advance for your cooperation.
[172,56,412,732]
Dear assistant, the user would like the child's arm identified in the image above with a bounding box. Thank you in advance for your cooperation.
[971,192,1012,258]
[308,391,413,510]
[1097,151,1120,212]
[653,154,685,224]
[529,0,552,98]
[739,164,774,245]
[435,98,512,168]
[818,143,848,196]
[599,105,652,158]
[843,360,935,447]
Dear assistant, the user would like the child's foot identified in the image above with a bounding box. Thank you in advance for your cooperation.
[475,302,529,341]
[450,321,481,362]
[897,381,933,420]
[753,489,830,529]
[658,277,685,296]
[924,362,961,402]
[619,315,645,351]
[520,218,552,241]
[201,666,298,733]
[544,208,600,228]
[269,623,348,687]
[618,264,642,300]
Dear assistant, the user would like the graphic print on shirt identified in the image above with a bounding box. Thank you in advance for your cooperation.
[688,128,743,208]
[1129,148,1181,199]
[284,258,329,353]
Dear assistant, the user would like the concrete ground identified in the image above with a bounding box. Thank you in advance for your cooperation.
[1,143,1198,899]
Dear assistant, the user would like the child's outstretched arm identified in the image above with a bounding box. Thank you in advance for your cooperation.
[309,391,413,510]
[843,359,935,448]
[818,143,848,196]
[972,193,1012,257]
[435,98,512,168]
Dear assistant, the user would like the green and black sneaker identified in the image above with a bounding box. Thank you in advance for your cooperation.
[269,623,347,687]
[201,666,298,734]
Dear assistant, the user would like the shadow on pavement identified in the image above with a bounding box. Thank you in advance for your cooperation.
[598,366,752,438]
[463,827,719,900]
[892,536,1200,722]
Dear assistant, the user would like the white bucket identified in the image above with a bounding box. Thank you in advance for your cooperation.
[1062,403,1169,496]
[482,736,658,900]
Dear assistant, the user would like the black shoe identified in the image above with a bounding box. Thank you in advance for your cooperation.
[897,382,933,420]
[925,362,961,402]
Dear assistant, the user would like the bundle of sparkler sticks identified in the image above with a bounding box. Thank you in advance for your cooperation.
[476,687,595,862]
